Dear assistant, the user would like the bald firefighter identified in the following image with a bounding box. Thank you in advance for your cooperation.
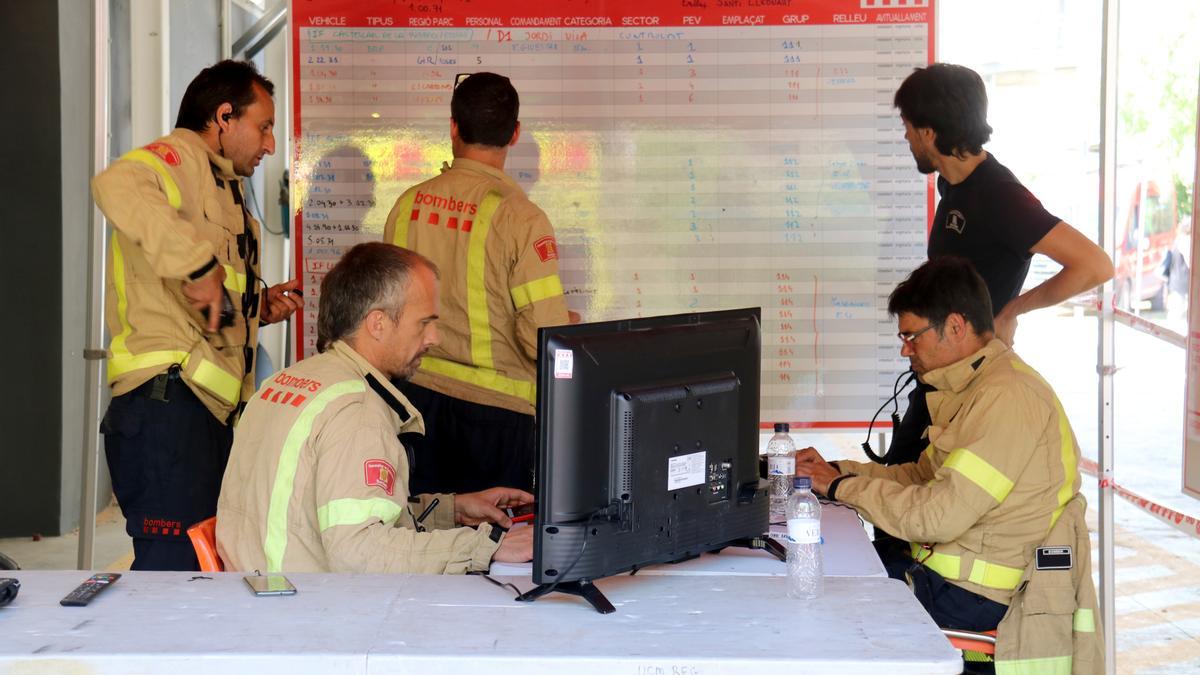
[383,72,570,496]
[92,60,302,570]
[217,243,533,573]
[795,257,1102,674]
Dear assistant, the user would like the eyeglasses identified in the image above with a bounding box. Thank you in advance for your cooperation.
[897,324,935,345]
[454,73,472,89]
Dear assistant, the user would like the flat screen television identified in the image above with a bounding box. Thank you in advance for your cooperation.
[516,308,768,613]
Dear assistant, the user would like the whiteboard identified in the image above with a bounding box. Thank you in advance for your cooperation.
[290,0,935,428]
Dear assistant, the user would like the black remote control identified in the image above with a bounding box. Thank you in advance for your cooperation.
[60,573,121,607]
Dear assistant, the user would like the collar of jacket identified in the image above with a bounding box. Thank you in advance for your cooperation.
[329,340,426,435]
[447,157,522,192]
[170,127,239,180]
[921,338,1010,394]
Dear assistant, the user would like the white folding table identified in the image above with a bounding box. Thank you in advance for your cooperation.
[0,570,960,674]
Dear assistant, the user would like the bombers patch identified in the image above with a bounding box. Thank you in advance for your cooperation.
[364,459,397,496]
[533,235,559,263]
[143,142,182,166]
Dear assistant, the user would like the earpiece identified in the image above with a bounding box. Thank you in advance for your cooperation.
[222,112,232,122]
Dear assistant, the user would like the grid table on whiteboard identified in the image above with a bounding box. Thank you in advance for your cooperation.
[292,1,933,427]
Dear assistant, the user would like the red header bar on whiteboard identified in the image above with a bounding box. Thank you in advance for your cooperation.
[293,0,933,29]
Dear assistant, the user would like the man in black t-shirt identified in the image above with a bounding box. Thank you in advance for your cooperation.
[882,63,1113,467]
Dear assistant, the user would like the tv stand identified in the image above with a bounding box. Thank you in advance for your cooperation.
[725,535,786,562]
[516,580,615,614]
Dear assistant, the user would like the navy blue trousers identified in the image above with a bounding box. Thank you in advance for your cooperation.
[396,382,535,496]
[876,536,1007,674]
[101,373,233,571]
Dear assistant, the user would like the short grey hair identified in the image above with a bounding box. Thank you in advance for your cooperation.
[316,242,438,352]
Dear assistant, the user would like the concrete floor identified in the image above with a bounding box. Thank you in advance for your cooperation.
[0,500,132,572]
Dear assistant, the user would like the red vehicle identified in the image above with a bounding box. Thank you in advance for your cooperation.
[1115,180,1178,311]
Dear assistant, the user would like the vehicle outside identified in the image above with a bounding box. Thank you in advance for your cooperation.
[1114,178,1179,312]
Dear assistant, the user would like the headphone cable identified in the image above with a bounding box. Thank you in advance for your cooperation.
[861,368,917,463]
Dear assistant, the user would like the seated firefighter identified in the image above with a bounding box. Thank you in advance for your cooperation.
[217,242,532,573]
[795,256,1103,674]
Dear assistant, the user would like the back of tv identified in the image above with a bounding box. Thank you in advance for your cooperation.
[533,369,768,585]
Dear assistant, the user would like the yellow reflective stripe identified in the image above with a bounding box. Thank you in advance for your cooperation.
[107,233,191,381]
[913,546,964,584]
[108,233,135,381]
[122,148,182,209]
[221,264,247,294]
[1073,608,1095,633]
[264,380,366,572]
[1010,361,1077,529]
[192,359,242,405]
[911,542,1023,591]
[420,355,535,406]
[966,558,1024,590]
[995,655,1072,675]
[108,350,191,380]
[389,190,418,247]
[317,498,404,532]
[466,192,502,369]
[510,274,565,310]
[943,448,1014,503]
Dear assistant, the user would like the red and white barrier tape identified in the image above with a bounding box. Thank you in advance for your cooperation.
[1080,457,1200,539]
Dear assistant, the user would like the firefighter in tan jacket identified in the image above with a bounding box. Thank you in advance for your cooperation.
[92,61,301,571]
[383,72,570,496]
[217,243,533,573]
[796,257,1103,675]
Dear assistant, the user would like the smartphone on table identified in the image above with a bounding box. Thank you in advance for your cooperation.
[243,574,296,596]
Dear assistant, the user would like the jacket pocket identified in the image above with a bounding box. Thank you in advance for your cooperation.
[997,581,1077,665]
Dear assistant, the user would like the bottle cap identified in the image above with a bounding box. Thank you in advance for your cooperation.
[774,422,790,433]
[793,476,811,490]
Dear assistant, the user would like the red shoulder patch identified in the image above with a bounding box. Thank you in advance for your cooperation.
[533,235,558,263]
[143,142,181,166]
[364,459,397,496]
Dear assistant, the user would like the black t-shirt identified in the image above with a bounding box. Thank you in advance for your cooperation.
[927,153,1061,315]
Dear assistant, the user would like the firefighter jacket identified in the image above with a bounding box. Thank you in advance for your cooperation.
[383,158,570,415]
[92,128,264,422]
[833,339,1085,606]
[994,493,1104,675]
[215,340,503,574]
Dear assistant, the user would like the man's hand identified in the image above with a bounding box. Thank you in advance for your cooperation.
[794,447,841,497]
[993,305,1018,347]
[182,266,227,332]
[492,524,533,563]
[455,487,534,528]
[261,278,304,325]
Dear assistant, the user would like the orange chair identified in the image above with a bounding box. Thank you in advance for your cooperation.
[944,628,997,667]
[186,517,225,572]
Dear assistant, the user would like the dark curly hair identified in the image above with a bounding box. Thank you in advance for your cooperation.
[894,63,992,158]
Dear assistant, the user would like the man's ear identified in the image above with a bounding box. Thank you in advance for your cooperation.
[363,309,387,341]
[215,102,234,130]
[508,120,521,147]
[946,312,968,339]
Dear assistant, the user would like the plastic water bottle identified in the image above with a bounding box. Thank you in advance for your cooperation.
[786,476,823,599]
[765,422,796,522]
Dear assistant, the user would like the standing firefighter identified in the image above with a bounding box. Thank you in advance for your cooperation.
[92,60,302,570]
[383,72,570,495]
